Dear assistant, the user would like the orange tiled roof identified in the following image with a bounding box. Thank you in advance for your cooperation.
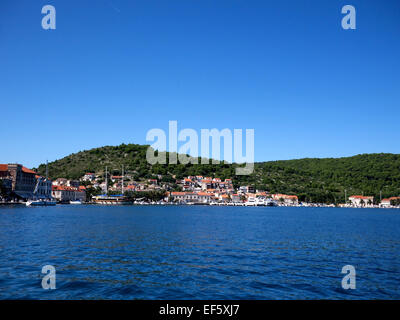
[272,194,298,200]
[171,192,185,196]
[256,192,267,196]
[382,197,400,201]
[22,167,36,174]
[52,185,83,192]
[349,195,373,199]
[197,192,211,196]
[0,164,36,174]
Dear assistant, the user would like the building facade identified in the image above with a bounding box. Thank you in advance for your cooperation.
[52,185,86,202]
[349,195,374,206]
[0,164,37,199]
[34,176,53,199]
[82,173,96,181]
[381,197,400,207]
[272,194,299,205]
[170,191,214,203]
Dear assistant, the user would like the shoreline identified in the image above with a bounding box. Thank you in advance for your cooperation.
[1,201,399,209]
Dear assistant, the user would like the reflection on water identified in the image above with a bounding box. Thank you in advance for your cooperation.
[0,205,399,299]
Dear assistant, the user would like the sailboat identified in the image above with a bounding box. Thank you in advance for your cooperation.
[93,165,132,205]
[26,160,57,207]
[26,199,57,206]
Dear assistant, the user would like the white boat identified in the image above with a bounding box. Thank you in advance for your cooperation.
[26,199,57,206]
[26,164,56,207]
[69,200,82,205]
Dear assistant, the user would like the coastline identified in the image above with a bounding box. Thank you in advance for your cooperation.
[1,201,399,209]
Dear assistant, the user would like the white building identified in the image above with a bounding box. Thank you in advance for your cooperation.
[239,185,255,194]
[82,173,96,181]
[272,194,299,205]
[52,178,68,186]
[52,185,86,202]
[349,195,374,206]
[170,192,214,204]
[381,197,400,207]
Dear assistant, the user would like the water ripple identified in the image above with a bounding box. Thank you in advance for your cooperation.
[0,205,399,299]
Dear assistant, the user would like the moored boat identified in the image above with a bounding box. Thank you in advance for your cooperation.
[26,199,57,206]
[69,200,83,205]
[93,195,132,205]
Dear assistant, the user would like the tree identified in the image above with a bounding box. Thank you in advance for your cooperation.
[32,144,400,205]
[390,198,400,206]
[85,187,102,200]
[0,180,5,197]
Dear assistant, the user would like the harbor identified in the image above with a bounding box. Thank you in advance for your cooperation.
[1,163,400,209]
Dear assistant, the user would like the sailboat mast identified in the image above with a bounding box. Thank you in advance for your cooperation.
[46,160,48,180]
[122,165,124,195]
[105,166,108,195]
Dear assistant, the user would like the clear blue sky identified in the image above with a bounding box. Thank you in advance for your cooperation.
[1,0,399,168]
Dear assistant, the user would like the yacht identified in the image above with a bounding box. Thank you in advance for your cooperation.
[93,166,132,205]
[26,161,56,207]
[93,195,132,205]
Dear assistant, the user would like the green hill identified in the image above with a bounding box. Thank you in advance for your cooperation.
[36,144,400,204]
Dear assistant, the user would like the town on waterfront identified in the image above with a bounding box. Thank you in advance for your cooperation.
[1,163,399,209]
[2,1,400,306]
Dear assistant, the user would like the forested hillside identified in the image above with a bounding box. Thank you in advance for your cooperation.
[36,144,400,204]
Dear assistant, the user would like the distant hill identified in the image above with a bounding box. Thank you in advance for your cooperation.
[36,144,400,204]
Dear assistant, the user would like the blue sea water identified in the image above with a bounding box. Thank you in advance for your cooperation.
[0,205,399,299]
